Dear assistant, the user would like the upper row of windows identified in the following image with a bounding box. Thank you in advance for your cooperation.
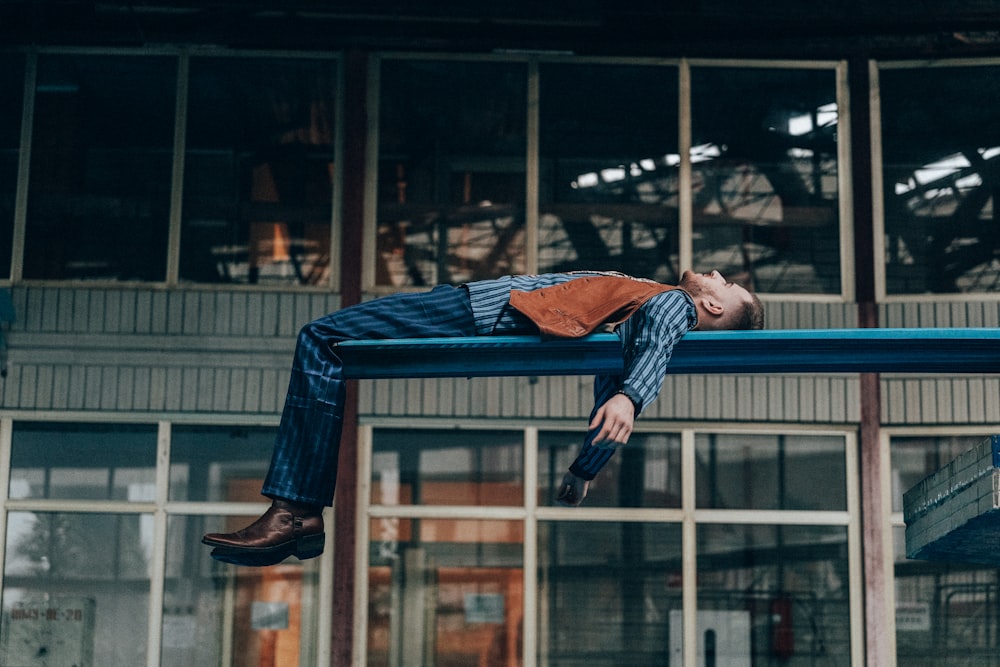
[0,52,998,296]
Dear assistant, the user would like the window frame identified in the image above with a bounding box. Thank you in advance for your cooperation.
[365,52,853,301]
[358,419,862,665]
[4,46,344,293]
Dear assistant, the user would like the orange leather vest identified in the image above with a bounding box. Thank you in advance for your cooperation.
[509,275,677,338]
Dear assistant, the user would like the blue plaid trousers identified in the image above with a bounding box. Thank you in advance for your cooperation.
[262,284,619,506]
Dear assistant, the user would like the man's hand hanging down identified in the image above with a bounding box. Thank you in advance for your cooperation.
[589,392,635,448]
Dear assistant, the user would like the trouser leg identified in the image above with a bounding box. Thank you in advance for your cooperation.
[262,285,476,506]
[568,374,620,480]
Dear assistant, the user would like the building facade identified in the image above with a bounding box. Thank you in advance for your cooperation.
[2,7,1000,665]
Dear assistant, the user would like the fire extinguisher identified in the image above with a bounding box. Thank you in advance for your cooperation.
[771,595,794,659]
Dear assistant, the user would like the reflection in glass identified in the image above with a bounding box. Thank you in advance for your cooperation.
[695,433,846,511]
[881,65,1000,294]
[376,60,527,287]
[691,67,840,294]
[889,435,984,513]
[9,422,157,501]
[371,428,523,507]
[24,55,175,281]
[181,57,337,285]
[2,512,151,665]
[368,519,523,666]
[539,520,682,664]
[698,523,851,665]
[163,515,321,666]
[539,430,681,508]
[169,425,276,502]
[538,63,680,280]
[890,436,1000,665]
[0,54,24,279]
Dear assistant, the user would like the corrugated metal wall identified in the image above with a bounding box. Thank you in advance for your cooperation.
[3,286,1000,427]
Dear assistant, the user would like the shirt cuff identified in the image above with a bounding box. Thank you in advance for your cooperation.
[616,388,641,414]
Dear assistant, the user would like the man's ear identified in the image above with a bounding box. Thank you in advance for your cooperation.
[699,296,724,317]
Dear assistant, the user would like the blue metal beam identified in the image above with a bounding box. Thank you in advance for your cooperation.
[336,328,1000,379]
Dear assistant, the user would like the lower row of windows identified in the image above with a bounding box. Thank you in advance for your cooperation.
[0,421,994,665]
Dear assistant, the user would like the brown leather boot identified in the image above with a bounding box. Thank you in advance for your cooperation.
[202,498,325,567]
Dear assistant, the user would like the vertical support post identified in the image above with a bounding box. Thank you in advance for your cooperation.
[849,55,890,667]
[332,48,368,667]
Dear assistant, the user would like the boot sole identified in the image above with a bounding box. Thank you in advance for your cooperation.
[205,532,325,567]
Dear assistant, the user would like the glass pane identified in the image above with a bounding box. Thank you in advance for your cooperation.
[371,428,523,507]
[698,523,851,665]
[539,430,681,508]
[376,59,527,287]
[881,65,1000,294]
[695,433,847,511]
[539,520,682,664]
[0,54,24,279]
[889,435,984,513]
[181,57,337,285]
[890,435,1000,666]
[163,515,322,666]
[24,55,175,281]
[892,526,1000,666]
[538,63,679,280]
[169,425,276,502]
[10,422,157,501]
[691,67,840,294]
[1,512,151,665]
[368,518,523,666]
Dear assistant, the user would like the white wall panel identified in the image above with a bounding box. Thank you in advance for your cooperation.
[1,287,340,415]
[5,287,1000,430]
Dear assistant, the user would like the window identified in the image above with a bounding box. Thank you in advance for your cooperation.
[3,422,158,666]
[880,64,1000,294]
[541,520,684,663]
[0,54,23,280]
[180,56,338,285]
[23,55,176,281]
[168,424,324,667]
[370,428,524,507]
[695,433,847,511]
[375,59,528,287]
[366,426,856,665]
[368,428,525,665]
[539,430,682,508]
[538,62,680,280]
[690,66,841,294]
[0,421,327,666]
[890,434,1000,666]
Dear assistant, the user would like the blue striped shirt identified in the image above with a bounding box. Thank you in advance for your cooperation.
[465,272,697,413]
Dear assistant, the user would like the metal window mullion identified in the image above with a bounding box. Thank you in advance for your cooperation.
[681,428,697,667]
[841,430,867,666]
[362,56,381,292]
[165,53,189,287]
[522,427,538,667]
[329,55,346,292]
[0,418,13,584]
[525,60,540,275]
[352,424,373,666]
[314,514,335,667]
[869,60,888,302]
[678,59,693,274]
[837,59,857,302]
[145,421,171,667]
[10,51,36,282]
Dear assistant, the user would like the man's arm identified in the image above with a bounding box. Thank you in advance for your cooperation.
[616,290,696,411]
[567,293,695,481]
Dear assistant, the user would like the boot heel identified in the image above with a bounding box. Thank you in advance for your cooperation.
[294,532,326,560]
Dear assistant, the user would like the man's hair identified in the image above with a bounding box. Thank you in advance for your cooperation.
[732,293,765,330]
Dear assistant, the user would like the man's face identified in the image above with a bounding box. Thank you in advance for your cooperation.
[679,270,753,319]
